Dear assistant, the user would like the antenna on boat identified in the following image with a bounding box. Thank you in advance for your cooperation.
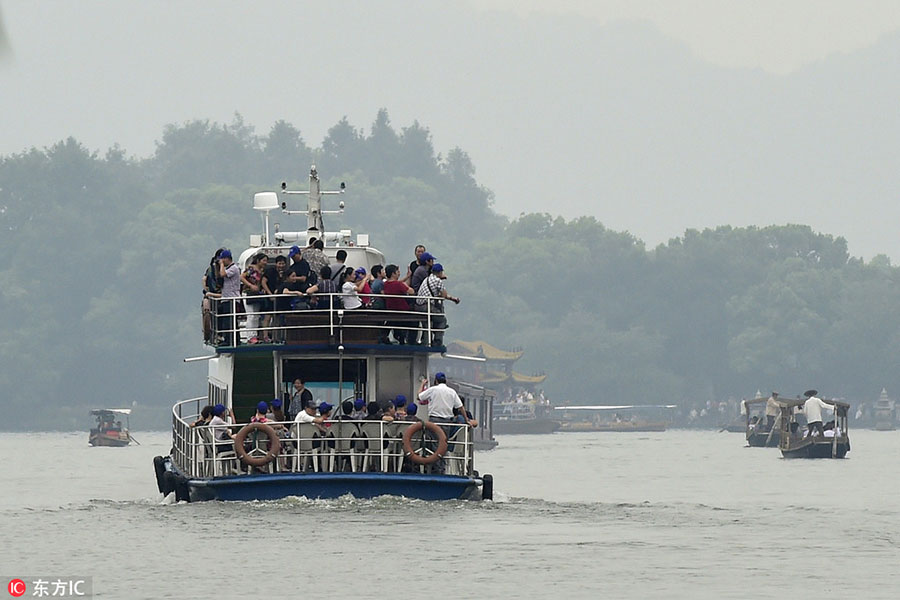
[279,166,346,245]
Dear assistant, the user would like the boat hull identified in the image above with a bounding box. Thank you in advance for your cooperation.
[781,439,850,459]
[89,432,130,447]
[183,471,482,502]
[493,419,559,435]
[559,421,666,433]
[746,430,780,447]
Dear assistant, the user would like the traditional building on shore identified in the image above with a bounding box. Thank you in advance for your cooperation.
[439,340,547,400]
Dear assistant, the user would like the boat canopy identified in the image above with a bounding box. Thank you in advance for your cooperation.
[91,408,132,415]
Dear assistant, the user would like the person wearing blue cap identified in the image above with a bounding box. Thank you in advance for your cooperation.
[284,245,312,309]
[410,251,436,293]
[393,395,408,418]
[251,401,270,423]
[415,264,459,347]
[209,404,235,453]
[404,403,419,421]
[318,402,334,420]
[418,372,464,423]
[351,398,367,420]
[216,248,242,345]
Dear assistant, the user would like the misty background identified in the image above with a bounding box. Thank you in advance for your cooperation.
[2,1,900,429]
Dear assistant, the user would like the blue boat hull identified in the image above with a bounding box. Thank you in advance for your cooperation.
[184,471,482,502]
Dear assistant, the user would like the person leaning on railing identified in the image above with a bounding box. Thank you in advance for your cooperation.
[382,265,416,344]
[209,404,236,453]
[414,264,460,347]
[418,372,466,424]
[217,250,242,346]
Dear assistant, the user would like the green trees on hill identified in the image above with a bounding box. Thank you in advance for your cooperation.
[1,110,899,429]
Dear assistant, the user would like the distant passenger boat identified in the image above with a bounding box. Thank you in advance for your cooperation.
[89,409,133,447]
[776,398,850,459]
[494,401,560,434]
[554,404,675,432]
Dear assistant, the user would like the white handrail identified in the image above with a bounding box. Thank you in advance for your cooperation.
[206,292,448,347]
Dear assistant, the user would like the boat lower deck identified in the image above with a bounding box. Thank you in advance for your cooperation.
[183,471,482,502]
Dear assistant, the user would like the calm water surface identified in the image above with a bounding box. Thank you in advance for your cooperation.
[2,430,899,599]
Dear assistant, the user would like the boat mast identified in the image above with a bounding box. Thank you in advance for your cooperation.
[280,166,346,246]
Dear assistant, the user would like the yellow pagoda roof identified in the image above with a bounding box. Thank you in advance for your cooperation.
[448,340,524,361]
[478,370,547,385]
[511,371,547,384]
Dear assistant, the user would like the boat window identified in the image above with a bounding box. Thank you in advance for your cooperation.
[375,358,414,405]
[282,358,368,406]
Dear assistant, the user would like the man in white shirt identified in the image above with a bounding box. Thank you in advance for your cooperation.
[803,390,831,438]
[417,372,463,423]
[209,404,234,453]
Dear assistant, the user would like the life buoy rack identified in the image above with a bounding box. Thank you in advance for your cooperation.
[233,423,281,467]
[402,421,448,465]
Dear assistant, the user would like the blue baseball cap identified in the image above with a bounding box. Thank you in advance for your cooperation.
[213,404,226,416]
[432,263,444,273]
[318,402,333,414]
[355,267,366,275]
[271,398,282,408]
[289,245,301,257]
[354,398,365,410]
[219,249,232,259]
[407,404,418,415]
[434,372,445,380]
[257,401,269,413]
[394,394,407,406]
[420,252,435,262]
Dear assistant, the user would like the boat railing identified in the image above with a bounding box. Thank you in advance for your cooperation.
[206,292,446,348]
[496,402,536,420]
[171,399,474,479]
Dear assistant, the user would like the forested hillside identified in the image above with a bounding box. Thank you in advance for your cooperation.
[2,111,898,429]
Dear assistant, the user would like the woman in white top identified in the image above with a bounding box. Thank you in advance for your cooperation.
[341,267,369,309]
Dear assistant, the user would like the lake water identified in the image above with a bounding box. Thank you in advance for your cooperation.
[2,429,899,599]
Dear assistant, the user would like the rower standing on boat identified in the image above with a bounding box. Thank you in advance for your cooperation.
[802,390,832,438]
[765,392,779,430]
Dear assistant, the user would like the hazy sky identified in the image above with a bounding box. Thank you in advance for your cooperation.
[475,0,900,73]
[2,1,899,259]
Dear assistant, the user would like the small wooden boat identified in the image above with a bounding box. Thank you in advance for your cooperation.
[742,396,780,447]
[776,398,850,459]
[89,409,133,447]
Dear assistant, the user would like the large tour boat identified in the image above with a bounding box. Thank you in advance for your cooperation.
[153,167,493,502]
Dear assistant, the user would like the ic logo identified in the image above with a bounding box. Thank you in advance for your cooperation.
[7,579,26,597]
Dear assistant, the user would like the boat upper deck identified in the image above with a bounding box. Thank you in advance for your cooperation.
[206,292,448,354]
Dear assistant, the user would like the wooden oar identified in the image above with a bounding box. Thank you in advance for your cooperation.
[129,433,142,445]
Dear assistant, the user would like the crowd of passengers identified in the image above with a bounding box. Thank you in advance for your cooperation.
[202,242,460,346]
[189,373,478,472]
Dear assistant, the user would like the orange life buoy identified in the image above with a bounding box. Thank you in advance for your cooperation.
[233,422,281,467]
[402,421,448,465]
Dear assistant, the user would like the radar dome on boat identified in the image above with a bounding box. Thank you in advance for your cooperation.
[253,192,279,211]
